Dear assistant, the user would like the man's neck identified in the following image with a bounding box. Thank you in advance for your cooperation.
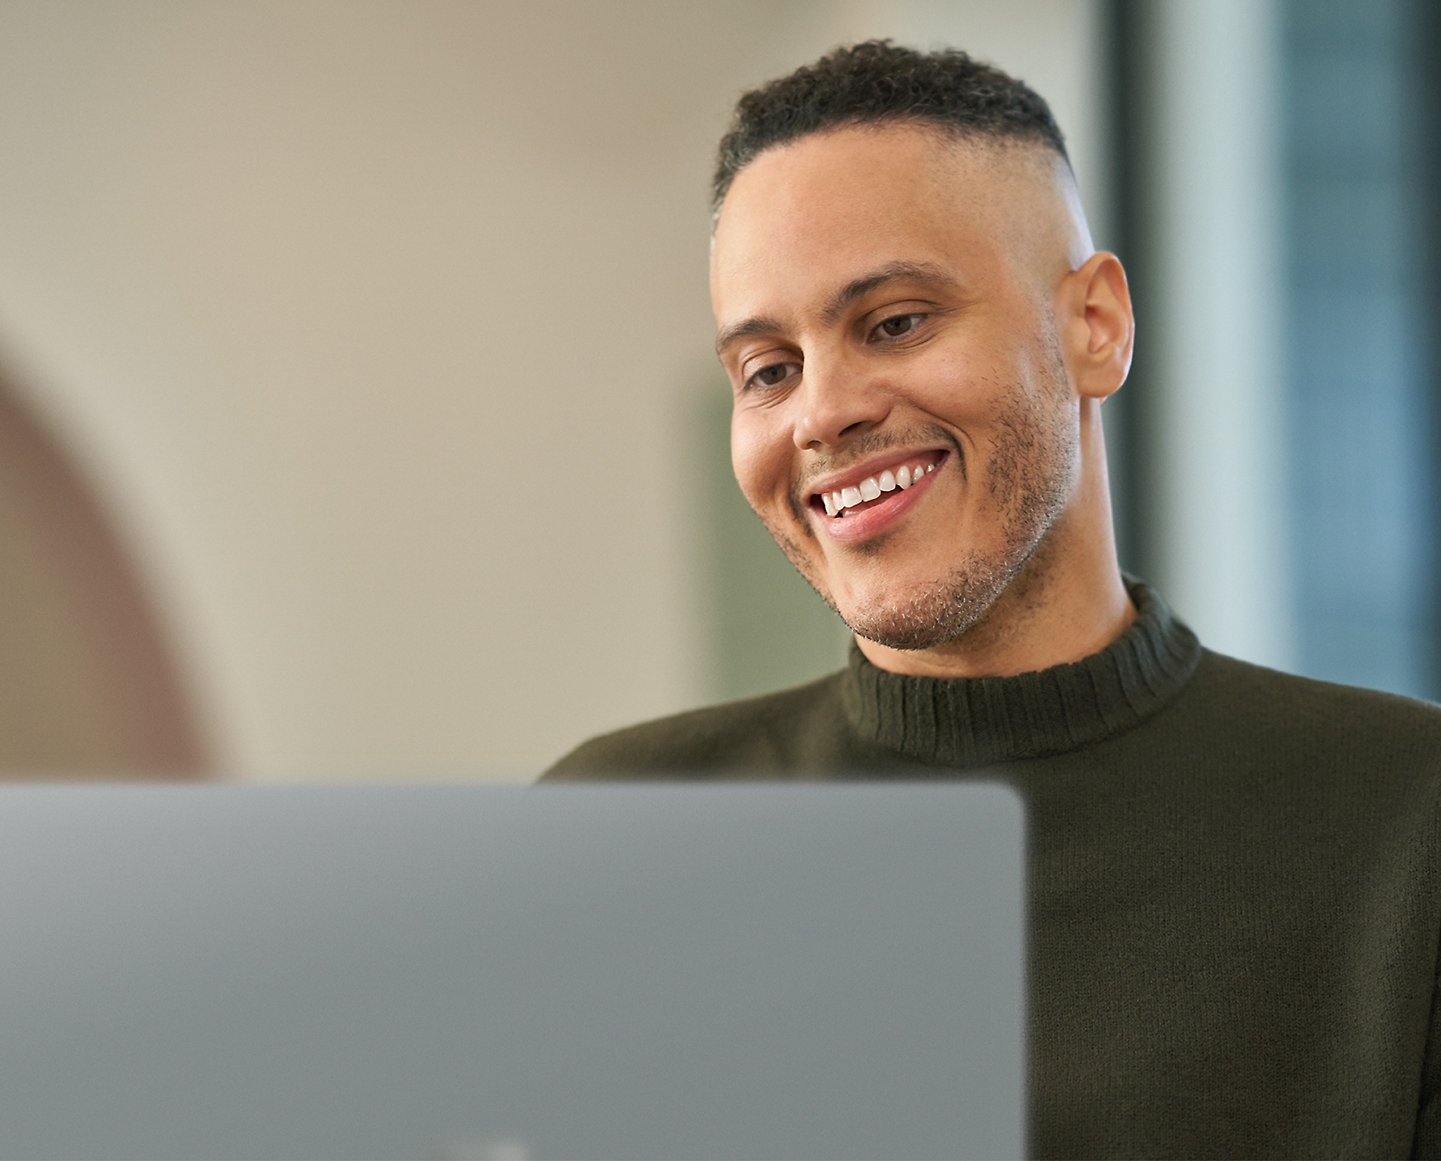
[854,554,1135,680]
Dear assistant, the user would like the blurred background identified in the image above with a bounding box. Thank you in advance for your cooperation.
[0,0,1433,781]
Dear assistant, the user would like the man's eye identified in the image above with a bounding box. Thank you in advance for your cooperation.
[875,314,923,339]
[747,362,797,390]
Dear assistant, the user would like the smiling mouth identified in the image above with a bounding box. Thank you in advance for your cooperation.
[813,451,945,518]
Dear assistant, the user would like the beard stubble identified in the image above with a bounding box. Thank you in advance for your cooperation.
[755,350,1078,653]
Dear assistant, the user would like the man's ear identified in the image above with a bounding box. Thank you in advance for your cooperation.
[1059,251,1133,400]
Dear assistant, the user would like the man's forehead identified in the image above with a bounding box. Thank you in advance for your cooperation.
[711,128,1018,318]
[716,126,998,238]
[710,124,1083,326]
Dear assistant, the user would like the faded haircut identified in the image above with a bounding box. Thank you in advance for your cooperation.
[712,40,1068,212]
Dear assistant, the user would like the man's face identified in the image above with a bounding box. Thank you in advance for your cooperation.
[711,124,1081,650]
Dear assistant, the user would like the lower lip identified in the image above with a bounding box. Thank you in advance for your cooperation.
[817,461,942,545]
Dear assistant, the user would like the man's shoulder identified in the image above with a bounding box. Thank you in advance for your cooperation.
[1185,647,1441,763]
[543,669,867,780]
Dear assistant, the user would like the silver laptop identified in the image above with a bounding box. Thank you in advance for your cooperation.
[0,783,1024,1160]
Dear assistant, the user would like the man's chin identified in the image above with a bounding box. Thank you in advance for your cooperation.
[846,610,978,653]
[776,531,1026,653]
[838,564,1015,653]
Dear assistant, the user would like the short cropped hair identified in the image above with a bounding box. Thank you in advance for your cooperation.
[712,40,1068,211]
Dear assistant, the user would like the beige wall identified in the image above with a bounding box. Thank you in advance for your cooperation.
[0,0,1103,780]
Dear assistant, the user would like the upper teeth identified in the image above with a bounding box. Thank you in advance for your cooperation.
[822,460,935,517]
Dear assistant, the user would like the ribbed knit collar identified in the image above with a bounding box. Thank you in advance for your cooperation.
[840,581,1202,767]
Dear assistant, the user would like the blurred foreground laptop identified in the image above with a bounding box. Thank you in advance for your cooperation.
[0,784,1023,1160]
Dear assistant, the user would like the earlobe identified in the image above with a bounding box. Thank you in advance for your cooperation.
[1063,252,1133,400]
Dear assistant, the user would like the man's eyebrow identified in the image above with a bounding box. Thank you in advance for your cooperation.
[714,261,956,356]
[821,261,956,326]
[715,315,786,356]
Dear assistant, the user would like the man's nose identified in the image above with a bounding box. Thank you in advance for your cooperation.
[791,355,892,451]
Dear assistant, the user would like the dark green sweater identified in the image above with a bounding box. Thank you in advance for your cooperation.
[547,584,1441,1158]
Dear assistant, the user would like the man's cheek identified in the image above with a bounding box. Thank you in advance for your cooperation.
[729,428,789,514]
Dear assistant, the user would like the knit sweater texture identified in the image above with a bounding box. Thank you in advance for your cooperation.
[546,583,1441,1158]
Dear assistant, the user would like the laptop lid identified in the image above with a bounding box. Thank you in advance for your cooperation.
[0,783,1024,1160]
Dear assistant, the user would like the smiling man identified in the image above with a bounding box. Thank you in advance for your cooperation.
[716,111,1130,683]
[547,43,1441,1157]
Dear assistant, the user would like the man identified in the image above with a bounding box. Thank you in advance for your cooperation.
[548,42,1441,1157]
